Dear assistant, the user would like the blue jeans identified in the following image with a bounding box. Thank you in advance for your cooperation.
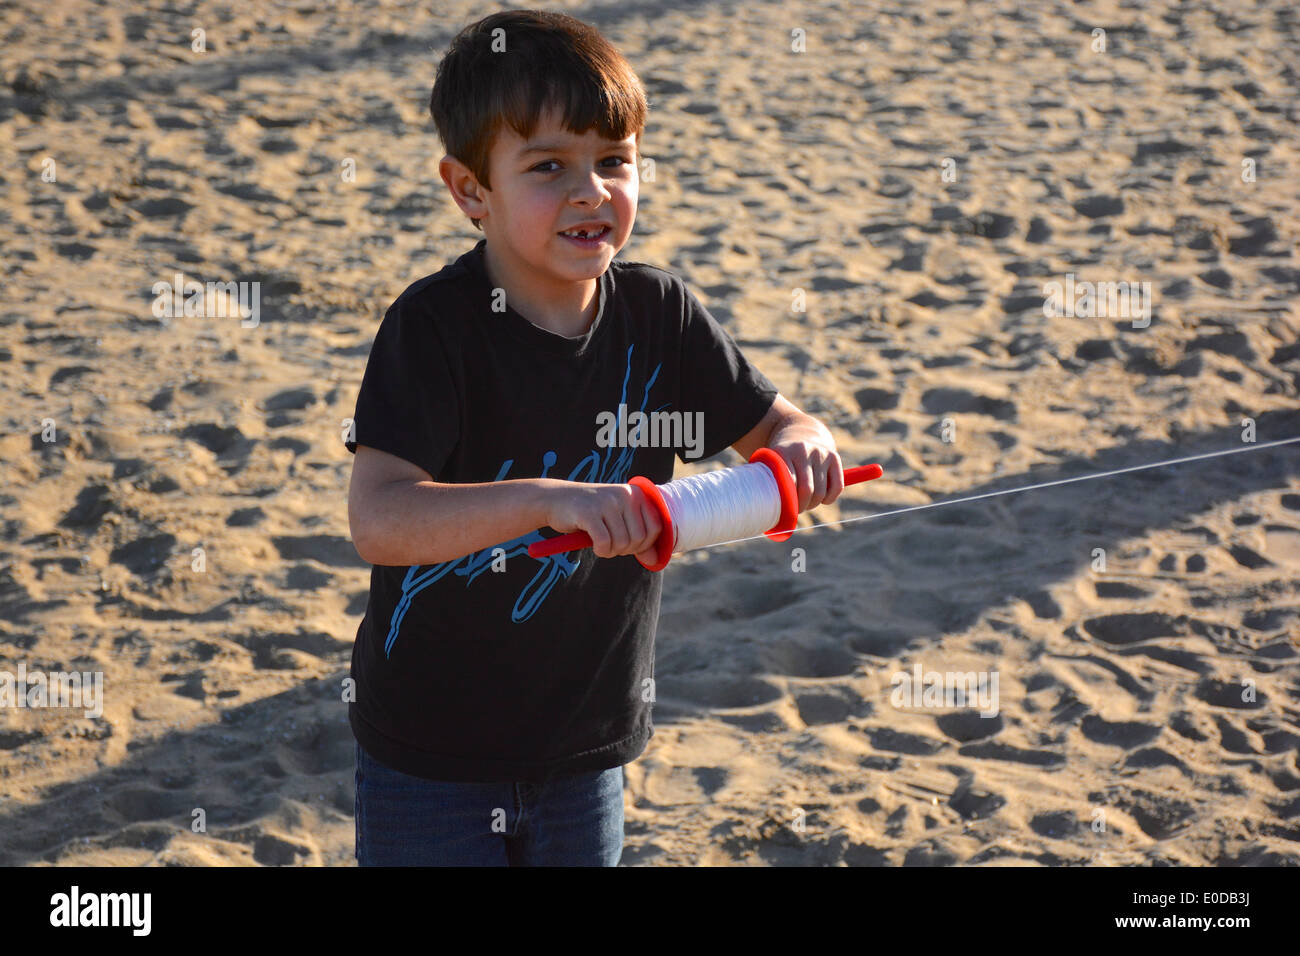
[353,742,624,866]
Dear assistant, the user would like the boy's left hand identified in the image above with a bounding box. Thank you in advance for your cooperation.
[768,416,844,512]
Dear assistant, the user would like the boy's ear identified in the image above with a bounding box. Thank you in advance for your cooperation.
[438,154,489,223]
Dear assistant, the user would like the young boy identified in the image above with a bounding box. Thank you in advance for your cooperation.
[345,9,845,866]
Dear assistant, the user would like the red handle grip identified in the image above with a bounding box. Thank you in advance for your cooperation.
[843,464,883,484]
[526,461,883,559]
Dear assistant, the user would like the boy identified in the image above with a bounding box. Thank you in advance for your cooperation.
[345,9,844,866]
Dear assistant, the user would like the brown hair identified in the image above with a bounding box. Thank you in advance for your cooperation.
[429,10,647,230]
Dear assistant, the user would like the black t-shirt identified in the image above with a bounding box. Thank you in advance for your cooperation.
[344,238,779,783]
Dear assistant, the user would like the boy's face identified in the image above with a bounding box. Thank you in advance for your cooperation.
[452,105,639,288]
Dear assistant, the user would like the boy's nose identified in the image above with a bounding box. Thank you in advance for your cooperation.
[568,170,612,203]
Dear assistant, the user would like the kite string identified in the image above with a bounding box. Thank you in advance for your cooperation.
[698,434,1300,551]
[660,461,780,552]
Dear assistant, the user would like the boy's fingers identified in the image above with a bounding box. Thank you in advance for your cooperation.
[606,513,630,555]
[637,496,662,558]
[810,456,827,508]
[590,517,613,557]
[621,505,645,553]
[624,487,658,554]
[641,499,662,547]
[796,457,815,511]
[827,453,845,502]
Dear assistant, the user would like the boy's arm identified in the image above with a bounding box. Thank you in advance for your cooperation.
[731,393,845,511]
[729,394,789,461]
[349,444,663,566]
[349,445,555,566]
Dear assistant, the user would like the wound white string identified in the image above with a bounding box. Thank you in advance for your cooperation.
[658,461,781,553]
[695,434,1300,553]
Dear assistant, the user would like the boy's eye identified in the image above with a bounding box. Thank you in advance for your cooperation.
[529,156,632,173]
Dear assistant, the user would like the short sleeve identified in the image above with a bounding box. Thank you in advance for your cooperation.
[676,280,779,462]
[345,295,460,480]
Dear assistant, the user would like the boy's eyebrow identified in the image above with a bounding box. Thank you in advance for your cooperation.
[518,140,633,155]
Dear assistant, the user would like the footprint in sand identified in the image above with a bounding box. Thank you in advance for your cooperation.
[1083,612,1184,644]
[1194,678,1265,710]
[54,242,96,262]
[654,675,783,710]
[226,506,265,527]
[60,483,114,529]
[1079,714,1162,748]
[864,727,946,756]
[1072,195,1125,219]
[1242,607,1299,633]
[1122,747,1189,774]
[180,423,257,468]
[270,534,368,569]
[104,786,192,825]
[949,784,1006,821]
[263,386,317,428]
[934,710,1004,743]
[284,564,333,591]
[757,640,859,679]
[109,533,177,577]
[49,364,95,388]
[232,629,351,671]
[0,729,45,751]
[1227,215,1280,256]
[253,834,314,866]
[1093,581,1152,599]
[920,387,1017,421]
[1029,810,1080,839]
[852,386,898,411]
[161,671,205,701]
[794,690,868,726]
[958,740,1065,767]
[274,720,354,776]
[1090,787,1196,839]
[711,577,807,621]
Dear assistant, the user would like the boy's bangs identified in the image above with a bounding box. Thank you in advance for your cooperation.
[497,72,642,146]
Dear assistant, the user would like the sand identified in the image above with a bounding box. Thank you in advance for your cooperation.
[1,0,1297,865]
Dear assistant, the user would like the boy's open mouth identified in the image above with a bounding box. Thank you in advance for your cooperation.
[557,225,611,247]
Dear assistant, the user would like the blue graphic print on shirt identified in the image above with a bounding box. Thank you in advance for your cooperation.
[384,345,666,656]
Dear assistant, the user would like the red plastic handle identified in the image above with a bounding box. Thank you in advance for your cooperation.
[526,461,883,559]
[844,464,883,484]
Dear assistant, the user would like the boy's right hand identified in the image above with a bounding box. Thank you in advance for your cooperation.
[542,480,664,563]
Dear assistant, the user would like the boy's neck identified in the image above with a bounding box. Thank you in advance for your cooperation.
[481,240,600,339]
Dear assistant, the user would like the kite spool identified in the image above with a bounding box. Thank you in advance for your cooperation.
[526,447,884,571]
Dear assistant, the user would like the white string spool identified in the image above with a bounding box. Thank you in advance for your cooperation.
[657,462,782,554]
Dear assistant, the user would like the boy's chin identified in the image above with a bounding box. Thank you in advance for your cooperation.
[545,244,614,273]
[550,262,609,283]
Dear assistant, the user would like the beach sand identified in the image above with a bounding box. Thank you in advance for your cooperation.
[1,0,1297,865]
